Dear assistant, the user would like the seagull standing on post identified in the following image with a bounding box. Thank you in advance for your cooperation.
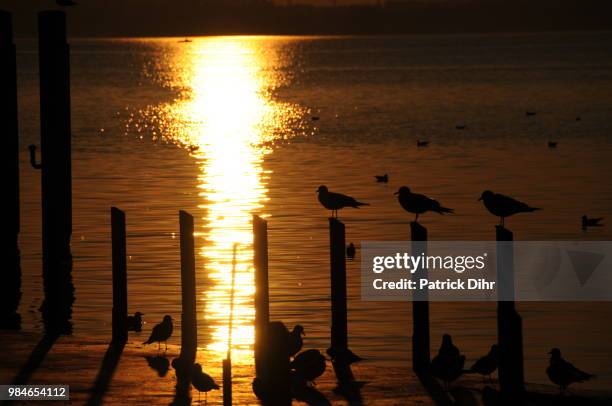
[478,190,540,226]
[395,186,453,222]
[317,185,369,218]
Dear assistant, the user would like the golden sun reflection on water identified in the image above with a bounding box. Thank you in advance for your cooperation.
[151,37,303,363]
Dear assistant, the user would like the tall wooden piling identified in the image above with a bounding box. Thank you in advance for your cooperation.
[0,10,21,329]
[253,215,270,377]
[111,208,128,343]
[496,226,525,400]
[179,211,197,364]
[38,10,72,277]
[410,222,430,374]
[223,358,232,406]
[329,218,348,353]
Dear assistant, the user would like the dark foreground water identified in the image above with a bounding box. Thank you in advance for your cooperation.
[14,32,612,389]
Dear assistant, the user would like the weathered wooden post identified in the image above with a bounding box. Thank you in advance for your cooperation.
[36,10,72,279]
[496,226,525,401]
[223,356,232,405]
[253,215,270,378]
[0,10,21,329]
[411,222,430,374]
[111,207,128,343]
[329,218,348,353]
[179,211,197,363]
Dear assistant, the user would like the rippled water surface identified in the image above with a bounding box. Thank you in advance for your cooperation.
[15,33,612,388]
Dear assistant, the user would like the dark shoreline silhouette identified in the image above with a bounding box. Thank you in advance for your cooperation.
[3,0,612,37]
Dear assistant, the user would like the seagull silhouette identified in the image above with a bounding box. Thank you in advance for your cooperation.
[548,141,558,148]
[288,325,305,358]
[374,174,388,183]
[395,186,453,222]
[470,344,498,382]
[291,349,326,383]
[192,363,220,401]
[416,140,429,147]
[479,190,540,226]
[143,315,173,351]
[526,111,537,117]
[346,242,356,260]
[547,348,594,394]
[127,311,144,332]
[431,334,465,390]
[582,215,603,229]
[56,0,77,6]
[317,185,369,218]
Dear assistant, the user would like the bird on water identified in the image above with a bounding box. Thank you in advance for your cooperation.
[431,334,465,390]
[374,173,388,183]
[288,325,305,358]
[346,242,356,260]
[395,186,453,222]
[192,363,220,401]
[317,185,369,218]
[479,190,540,226]
[143,315,173,351]
[127,311,144,332]
[470,344,498,382]
[546,348,594,393]
[416,140,429,147]
[582,215,603,229]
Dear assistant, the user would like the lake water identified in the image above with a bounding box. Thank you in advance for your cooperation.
[14,32,612,390]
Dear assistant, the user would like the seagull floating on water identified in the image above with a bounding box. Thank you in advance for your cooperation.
[317,185,369,218]
[291,349,327,383]
[548,141,558,148]
[395,186,453,222]
[526,111,537,117]
[479,190,540,226]
[127,311,144,332]
[56,0,77,6]
[346,243,356,260]
[416,140,429,147]
[582,215,603,229]
[192,363,220,401]
[143,315,173,351]
[470,344,498,382]
[547,348,594,393]
[431,334,465,390]
[311,116,320,121]
[456,125,466,130]
[288,325,305,358]
[374,174,388,183]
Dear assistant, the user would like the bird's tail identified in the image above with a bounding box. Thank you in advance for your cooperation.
[143,339,152,345]
[354,201,369,207]
[437,207,454,214]
[527,207,541,212]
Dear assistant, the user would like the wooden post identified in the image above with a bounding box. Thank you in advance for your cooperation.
[0,10,21,329]
[37,10,72,278]
[253,215,270,377]
[496,226,525,400]
[411,222,430,374]
[223,358,232,406]
[111,207,128,343]
[179,211,197,364]
[329,218,348,353]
